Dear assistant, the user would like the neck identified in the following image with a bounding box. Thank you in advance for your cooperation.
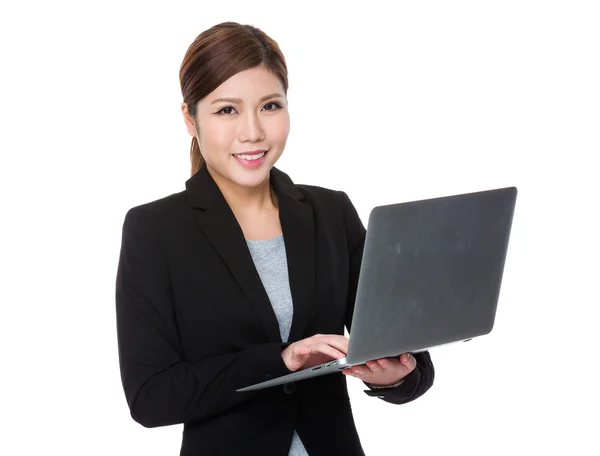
[208,167,278,214]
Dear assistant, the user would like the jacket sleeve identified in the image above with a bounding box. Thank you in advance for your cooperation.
[115,208,293,428]
[339,191,435,405]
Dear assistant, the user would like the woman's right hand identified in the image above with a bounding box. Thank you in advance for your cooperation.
[281,334,349,372]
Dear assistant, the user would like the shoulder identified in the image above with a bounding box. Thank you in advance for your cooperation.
[272,164,361,221]
[295,184,362,223]
[272,166,349,209]
[294,183,359,219]
[296,183,345,204]
[293,183,365,246]
[122,190,187,228]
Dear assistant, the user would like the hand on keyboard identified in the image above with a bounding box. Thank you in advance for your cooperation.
[281,334,348,371]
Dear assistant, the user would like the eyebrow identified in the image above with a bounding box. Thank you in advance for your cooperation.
[210,93,284,105]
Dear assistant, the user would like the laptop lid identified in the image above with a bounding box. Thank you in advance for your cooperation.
[345,187,517,365]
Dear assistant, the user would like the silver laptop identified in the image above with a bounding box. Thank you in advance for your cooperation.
[237,186,517,392]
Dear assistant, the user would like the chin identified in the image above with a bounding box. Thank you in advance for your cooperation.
[228,165,272,189]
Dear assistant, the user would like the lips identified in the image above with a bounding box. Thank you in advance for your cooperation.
[233,150,267,157]
[233,150,267,168]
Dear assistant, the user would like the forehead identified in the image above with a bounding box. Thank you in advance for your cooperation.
[208,65,285,100]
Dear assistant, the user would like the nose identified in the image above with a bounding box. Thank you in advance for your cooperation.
[238,111,265,143]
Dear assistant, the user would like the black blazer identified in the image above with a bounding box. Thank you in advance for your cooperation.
[116,165,434,456]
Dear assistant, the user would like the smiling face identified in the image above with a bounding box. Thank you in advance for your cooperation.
[182,65,290,191]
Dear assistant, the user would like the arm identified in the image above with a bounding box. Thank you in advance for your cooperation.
[339,191,435,405]
[115,208,292,428]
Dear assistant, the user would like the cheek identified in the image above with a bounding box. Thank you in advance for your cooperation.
[202,120,235,152]
[267,114,290,145]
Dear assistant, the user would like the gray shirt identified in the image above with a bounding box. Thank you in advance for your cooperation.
[246,233,309,456]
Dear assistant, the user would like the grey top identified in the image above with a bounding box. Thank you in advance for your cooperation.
[246,233,309,456]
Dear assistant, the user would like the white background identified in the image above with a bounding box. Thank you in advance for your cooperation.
[1,1,599,455]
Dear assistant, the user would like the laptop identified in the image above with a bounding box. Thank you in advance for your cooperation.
[237,186,517,392]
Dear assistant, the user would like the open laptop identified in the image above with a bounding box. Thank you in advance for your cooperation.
[237,186,517,392]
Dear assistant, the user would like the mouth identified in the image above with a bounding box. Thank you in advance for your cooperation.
[232,149,268,168]
[232,150,267,160]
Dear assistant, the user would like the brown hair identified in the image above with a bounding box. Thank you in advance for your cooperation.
[179,22,289,176]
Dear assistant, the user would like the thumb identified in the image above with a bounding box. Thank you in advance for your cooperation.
[294,345,311,357]
[288,345,310,370]
[288,344,310,363]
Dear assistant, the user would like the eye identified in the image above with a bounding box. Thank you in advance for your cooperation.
[216,106,237,115]
[262,102,282,111]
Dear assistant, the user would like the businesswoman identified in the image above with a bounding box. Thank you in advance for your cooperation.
[116,22,434,456]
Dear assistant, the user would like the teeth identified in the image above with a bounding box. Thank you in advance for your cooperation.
[236,152,265,161]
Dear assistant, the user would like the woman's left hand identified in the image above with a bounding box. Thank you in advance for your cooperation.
[342,353,417,387]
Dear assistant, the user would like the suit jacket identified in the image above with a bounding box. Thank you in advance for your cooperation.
[115,164,434,456]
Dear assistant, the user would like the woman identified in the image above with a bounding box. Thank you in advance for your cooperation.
[116,21,434,456]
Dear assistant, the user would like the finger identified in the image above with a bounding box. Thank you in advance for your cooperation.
[297,345,311,355]
[313,334,349,355]
[326,337,349,356]
[351,365,369,376]
[291,345,311,361]
[314,342,346,360]
[365,360,383,372]
[376,358,397,369]
[400,353,417,371]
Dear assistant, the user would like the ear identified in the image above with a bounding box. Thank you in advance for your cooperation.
[181,102,198,137]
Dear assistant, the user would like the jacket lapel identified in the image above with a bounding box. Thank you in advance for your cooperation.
[271,169,316,344]
[185,165,316,344]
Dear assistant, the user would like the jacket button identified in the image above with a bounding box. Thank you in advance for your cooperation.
[264,373,273,381]
[282,382,296,395]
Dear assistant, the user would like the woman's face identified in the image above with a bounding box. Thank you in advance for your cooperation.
[183,65,290,190]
